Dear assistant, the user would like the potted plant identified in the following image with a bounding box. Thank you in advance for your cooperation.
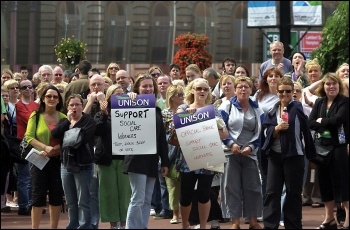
[173,33,212,79]
[54,36,87,71]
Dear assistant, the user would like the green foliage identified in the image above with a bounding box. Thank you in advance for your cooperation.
[54,36,87,71]
[311,2,349,74]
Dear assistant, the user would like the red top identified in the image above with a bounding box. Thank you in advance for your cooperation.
[15,100,39,139]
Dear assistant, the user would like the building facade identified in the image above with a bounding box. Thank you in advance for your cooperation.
[1,1,339,77]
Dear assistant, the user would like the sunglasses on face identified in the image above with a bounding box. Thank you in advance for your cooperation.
[109,67,119,70]
[54,74,63,76]
[277,90,292,94]
[9,87,19,90]
[20,85,33,90]
[45,95,59,99]
[151,73,160,78]
[194,87,210,92]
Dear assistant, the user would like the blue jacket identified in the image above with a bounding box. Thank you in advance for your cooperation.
[260,100,317,172]
[219,96,265,160]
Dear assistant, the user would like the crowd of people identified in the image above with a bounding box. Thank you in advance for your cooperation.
[1,41,349,229]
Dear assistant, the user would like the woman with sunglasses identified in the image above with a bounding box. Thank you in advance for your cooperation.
[106,63,120,84]
[51,94,96,229]
[124,74,169,229]
[25,85,66,228]
[176,78,228,229]
[260,77,317,229]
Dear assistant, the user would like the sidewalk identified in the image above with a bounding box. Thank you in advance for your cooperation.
[1,205,330,229]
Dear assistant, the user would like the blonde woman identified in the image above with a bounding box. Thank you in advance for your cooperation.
[162,84,186,224]
[148,65,163,80]
[213,75,235,108]
[177,78,228,229]
[106,63,120,84]
[185,64,202,85]
[336,63,349,79]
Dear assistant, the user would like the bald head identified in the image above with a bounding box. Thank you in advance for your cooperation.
[116,70,131,90]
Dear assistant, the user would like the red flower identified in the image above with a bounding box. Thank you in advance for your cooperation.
[173,33,212,79]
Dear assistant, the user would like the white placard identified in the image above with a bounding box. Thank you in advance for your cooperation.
[111,94,157,155]
[173,105,226,171]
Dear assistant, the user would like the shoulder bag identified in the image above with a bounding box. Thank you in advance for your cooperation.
[62,127,83,149]
[20,112,40,160]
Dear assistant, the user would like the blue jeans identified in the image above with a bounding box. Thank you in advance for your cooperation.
[16,163,32,209]
[126,172,156,229]
[90,165,99,229]
[151,177,162,212]
[61,164,93,229]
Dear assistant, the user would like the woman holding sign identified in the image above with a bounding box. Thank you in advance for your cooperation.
[219,76,265,229]
[176,78,229,229]
[124,74,169,229]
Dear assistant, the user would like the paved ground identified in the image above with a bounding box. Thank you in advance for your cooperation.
[1,205,340,229]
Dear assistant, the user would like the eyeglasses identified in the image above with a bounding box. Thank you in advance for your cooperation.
[174,93,184,97]
[45,95,59,99]
[194,87,209,92]
[54,74,63,76]
[277,90,292,94]
[109,67,119,70]
[151,73,160,78]
[68,103,82,107]
[294,89,302,93]
[9,87,19,90]
[20,85,33,90]
[236,85,250,89]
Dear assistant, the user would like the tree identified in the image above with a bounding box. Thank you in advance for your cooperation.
[311,1,349,74]
[173,33,212,79]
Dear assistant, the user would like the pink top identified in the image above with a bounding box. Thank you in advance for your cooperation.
[47,124,60,147]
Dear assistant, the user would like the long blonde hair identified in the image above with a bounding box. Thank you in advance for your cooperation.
[165,84,185,109]
[185,78,212,105]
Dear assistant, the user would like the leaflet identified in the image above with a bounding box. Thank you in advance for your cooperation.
[25,148,50,170]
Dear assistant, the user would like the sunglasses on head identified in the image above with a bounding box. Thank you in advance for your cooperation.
[194,87,210,92]
[277,90,292,94]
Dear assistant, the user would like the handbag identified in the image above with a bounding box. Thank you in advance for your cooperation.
[19,111,40,160]
[314,137,333,166]
[20,136,34,159]
[5,135,27,164]
[62,127,83,149]
[168,129,180,147]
